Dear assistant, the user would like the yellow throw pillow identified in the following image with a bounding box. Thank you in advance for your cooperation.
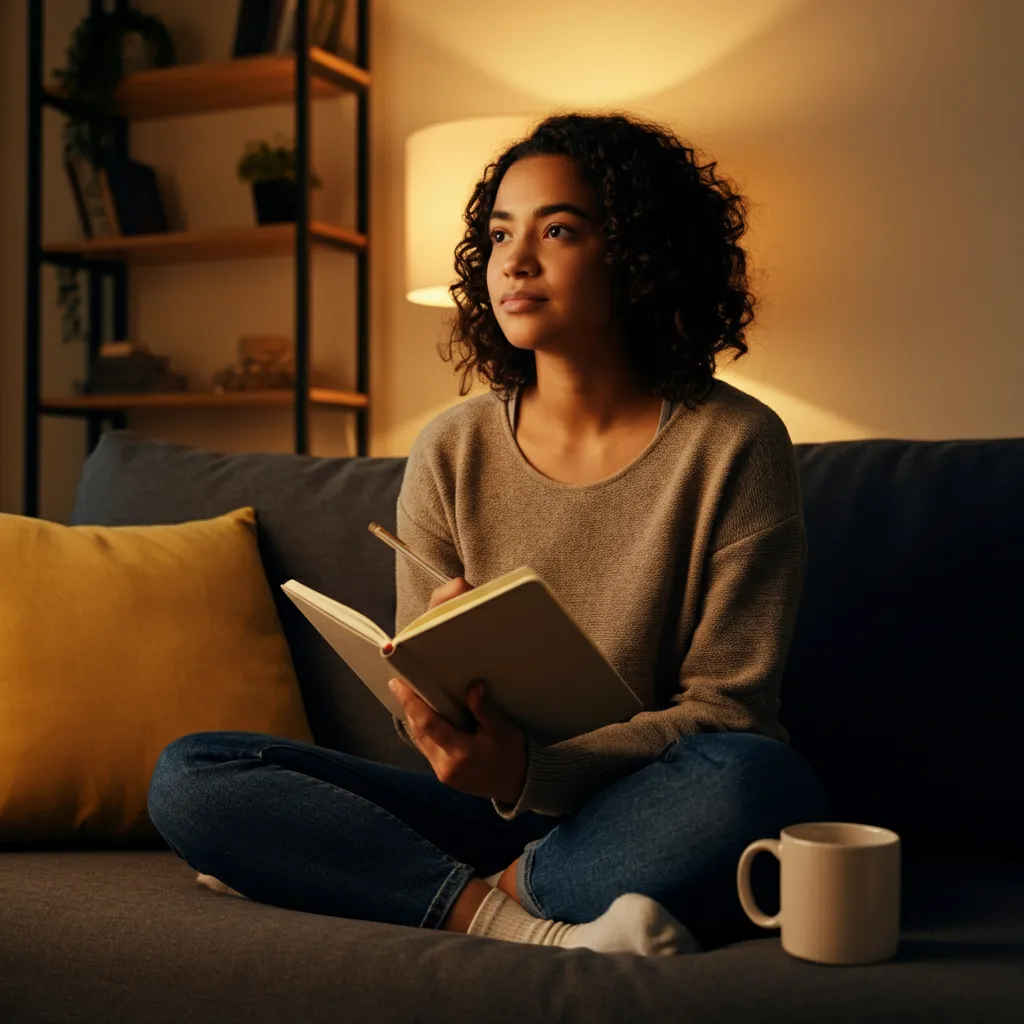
[0,506,315,844]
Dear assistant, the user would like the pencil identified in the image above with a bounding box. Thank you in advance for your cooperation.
[367,521,453,585]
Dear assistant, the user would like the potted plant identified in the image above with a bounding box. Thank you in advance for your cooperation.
[237,137,323,225]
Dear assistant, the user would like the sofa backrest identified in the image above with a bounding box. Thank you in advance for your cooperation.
[71,433,422,772]
[781,437,1023,858]
[71,431,1024,857]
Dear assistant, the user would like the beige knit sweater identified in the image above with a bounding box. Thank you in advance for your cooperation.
[392,377,807,821]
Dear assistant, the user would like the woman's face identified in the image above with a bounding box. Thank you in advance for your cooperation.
[486,154,621,360]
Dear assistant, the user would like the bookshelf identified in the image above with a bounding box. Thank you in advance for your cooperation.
[24,0,371,517]
[42,47,370,119]
[40,387,369,414]
[43,222,367,264]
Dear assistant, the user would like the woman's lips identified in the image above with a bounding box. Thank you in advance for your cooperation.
[501,297,548,313]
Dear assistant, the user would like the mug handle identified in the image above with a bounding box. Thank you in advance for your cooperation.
[736,838,782,929]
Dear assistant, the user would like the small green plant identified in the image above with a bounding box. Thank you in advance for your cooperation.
[237,136,323,187]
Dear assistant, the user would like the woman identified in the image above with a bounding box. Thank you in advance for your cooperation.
[148,111,831,956]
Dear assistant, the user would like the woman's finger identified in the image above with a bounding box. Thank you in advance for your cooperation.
[391,679,461,758]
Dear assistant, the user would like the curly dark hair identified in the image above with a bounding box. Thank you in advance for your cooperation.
[438,110,759,411]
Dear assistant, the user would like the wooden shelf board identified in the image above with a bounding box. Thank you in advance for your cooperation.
[40,388,369,412]
[42,222,366,265]
[42,49,369,121]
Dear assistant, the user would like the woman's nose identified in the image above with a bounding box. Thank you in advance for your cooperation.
[504,249,538,274]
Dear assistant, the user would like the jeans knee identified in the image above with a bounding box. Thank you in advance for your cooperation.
[670,732,831,829]
[147,733,209,832]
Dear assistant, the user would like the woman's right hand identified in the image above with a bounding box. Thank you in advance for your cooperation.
[427,575,474,610]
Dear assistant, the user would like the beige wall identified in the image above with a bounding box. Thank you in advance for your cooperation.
[2,0,1022,520]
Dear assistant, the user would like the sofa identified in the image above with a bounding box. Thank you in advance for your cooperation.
[2,427,1022,1023]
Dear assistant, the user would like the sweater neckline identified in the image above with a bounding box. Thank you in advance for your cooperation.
[498,384,693,492]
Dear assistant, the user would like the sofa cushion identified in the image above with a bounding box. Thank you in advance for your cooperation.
[0,506,313,844]
[70,431,425,771]
[0,849,1021,1023]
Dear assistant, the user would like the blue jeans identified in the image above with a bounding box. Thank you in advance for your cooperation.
[147,729,831,950]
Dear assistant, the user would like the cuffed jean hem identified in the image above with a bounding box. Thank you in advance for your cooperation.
[421,862,478,929]
[516,833,552,919]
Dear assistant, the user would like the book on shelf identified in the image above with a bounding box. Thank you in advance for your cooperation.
[309,0,346,54]
[272,0,299,52]
[233,0,349,58]
[100,153,169,236]
[280,566,643,746]
[232,0,278,56]
[95,168,122,235]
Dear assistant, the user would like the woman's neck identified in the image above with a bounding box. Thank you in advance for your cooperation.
[520,372,662,440]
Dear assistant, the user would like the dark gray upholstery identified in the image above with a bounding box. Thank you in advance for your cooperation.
[1,428,1021,1023]
[68,434,423,770]
[1,851,1022,1023]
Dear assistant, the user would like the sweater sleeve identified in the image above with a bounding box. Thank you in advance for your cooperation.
[490,412,808,820]
[390,444,466,752]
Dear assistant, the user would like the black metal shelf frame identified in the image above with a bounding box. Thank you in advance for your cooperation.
[23,0,371,516]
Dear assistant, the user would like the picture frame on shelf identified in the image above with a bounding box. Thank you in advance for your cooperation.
[64,155,119,238]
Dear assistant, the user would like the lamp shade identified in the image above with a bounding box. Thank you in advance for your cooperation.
[405,117,535,307]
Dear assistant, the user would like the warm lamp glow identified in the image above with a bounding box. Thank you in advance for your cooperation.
[405,117,536,307]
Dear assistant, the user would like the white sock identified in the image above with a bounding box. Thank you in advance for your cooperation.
[483,870,504,887]
[466,887,701,956]
[196,872,248,899]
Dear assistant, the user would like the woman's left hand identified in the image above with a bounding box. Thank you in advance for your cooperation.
[389,677,527,804]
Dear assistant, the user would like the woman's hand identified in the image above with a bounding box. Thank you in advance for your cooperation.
[389,676,527,805]
[428,575,474,610]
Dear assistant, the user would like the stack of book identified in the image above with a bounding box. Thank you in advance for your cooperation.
[232,0,349,58]
[79,343,188,395]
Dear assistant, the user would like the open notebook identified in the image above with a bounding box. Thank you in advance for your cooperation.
[281,567,642,746]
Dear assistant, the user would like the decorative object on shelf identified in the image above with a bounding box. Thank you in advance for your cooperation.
[52,8,175,345]
[211,334,296,392]
[64,155,118,240]
[233,0,350,58]
[76,339,188,395]
[237,136,322,225]
[53,8,176,168]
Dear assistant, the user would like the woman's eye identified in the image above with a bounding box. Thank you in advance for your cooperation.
[489,224,571,243]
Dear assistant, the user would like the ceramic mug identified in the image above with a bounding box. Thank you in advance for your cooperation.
[736,821,901,965]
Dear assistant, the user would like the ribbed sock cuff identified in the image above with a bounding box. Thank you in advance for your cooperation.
[467,887,514,939]
[467,886,559,944]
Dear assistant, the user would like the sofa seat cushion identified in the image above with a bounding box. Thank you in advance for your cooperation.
[0,849,1021,1023]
